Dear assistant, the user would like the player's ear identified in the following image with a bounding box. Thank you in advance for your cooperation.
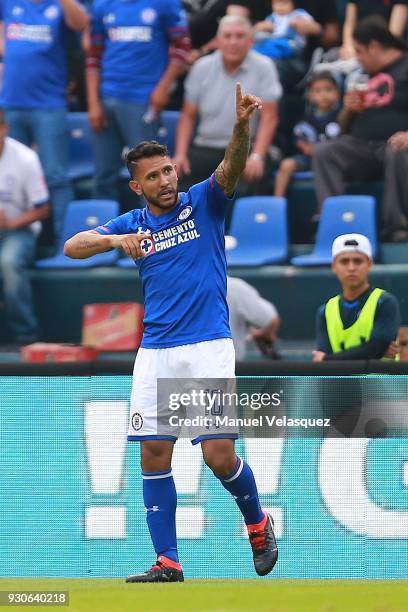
[129,180,143,196]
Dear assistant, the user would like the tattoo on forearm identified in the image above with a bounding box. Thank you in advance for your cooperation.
[216,120,250,194]
[77,239,93,250]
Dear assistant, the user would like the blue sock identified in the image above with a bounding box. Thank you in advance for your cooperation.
[142,469,179,563]
[218,457,264,525]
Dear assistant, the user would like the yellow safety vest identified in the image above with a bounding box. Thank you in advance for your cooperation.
[325,288,384,353]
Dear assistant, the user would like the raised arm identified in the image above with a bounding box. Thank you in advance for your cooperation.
[215,83,262,196]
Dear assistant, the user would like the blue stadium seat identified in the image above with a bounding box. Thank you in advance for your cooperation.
[36,200,119,268]
[157,110,180,156]
[226,197,288,266]
[68,113,95,180]
[291,195,377,266]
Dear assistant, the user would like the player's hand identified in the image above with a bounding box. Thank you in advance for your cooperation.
[172,154,191,178]
[88,100,106,131]
[244,156,264,182]
[388,131,408,152]
[236,83,262,123]
[344,91,365,114]
[384,341,400,360]
[312,350,326,362]
[109,233,150,260]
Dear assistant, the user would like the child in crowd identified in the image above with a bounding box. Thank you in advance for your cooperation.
[274,71,342,197]
[253,0,318,59]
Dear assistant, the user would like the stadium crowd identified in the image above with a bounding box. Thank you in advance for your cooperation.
[0,0,407,351]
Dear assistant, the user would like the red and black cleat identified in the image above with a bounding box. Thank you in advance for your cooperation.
[248,512,278,576]
[126,556,184,583]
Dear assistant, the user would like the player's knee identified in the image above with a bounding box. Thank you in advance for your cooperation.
[202,441,236,477]
[141,440,173,472]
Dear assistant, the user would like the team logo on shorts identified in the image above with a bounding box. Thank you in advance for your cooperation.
[178,206,192,221]
[132,413,144,431]
[140,237,155,257]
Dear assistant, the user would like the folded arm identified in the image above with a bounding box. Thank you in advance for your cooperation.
[64,230,150,260]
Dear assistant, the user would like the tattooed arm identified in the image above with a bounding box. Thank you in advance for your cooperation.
[64,230,148,260]
[215,83,262,196]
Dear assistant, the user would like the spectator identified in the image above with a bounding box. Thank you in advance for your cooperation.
[87,0,191,201]
[182,3,252,62]
[174,15,282,192]
[313,17,408,241]
[274,70,341,197]
[1,0,88,242]
[253,0,320,60]
[313,234,400,362]
[227,275,281,360]
[234,0,339,50]
[0,110,50,346]
[340,1,408,60]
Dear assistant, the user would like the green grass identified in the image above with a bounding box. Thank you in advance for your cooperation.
[0,579,407,612]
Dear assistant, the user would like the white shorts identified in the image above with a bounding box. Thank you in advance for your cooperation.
[128,338,238,444]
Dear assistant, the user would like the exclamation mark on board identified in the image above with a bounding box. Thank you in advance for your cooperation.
[84,401,129,539]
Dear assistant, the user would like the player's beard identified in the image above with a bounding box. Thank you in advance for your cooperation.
[144,188,179,211]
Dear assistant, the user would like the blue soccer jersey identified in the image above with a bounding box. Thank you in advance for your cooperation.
[0,0,69,107]
[90,0,188,103]
[95,175,232,348]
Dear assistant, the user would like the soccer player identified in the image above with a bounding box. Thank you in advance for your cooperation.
[64,84,278,582]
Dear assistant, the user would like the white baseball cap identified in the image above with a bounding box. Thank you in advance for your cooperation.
[332,233,373,261]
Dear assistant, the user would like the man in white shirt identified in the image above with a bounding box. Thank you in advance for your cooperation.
[0,110,50,345]
[227,276,281,360]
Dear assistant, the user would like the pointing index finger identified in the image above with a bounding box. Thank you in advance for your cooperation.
[236,82,242,102]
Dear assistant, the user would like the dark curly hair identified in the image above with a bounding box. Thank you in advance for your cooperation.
[125,141,169,179]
